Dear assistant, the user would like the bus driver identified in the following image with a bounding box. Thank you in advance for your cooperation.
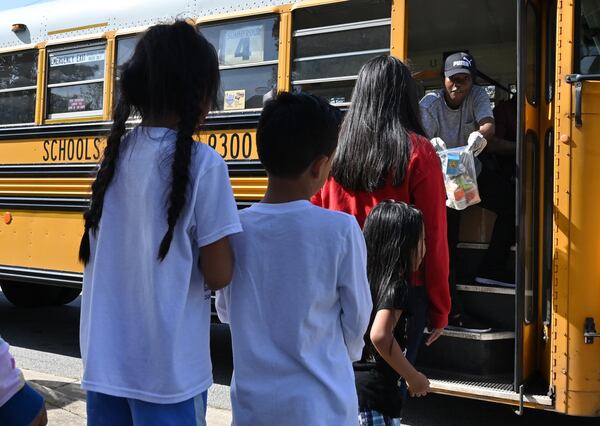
[419,52,515,332]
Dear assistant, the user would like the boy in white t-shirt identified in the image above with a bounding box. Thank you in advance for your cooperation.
[217,92,372,426]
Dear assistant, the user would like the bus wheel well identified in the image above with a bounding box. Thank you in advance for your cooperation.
[0,281,80,308]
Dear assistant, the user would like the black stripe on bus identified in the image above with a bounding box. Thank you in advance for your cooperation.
[0,196,257,212]
[0,197,89,211]
[0,122,111,140]
[227,161,266,177]
[0,162,264,177]
[0,164,97,177]
[0,265,82,289]
[0,113,261,141]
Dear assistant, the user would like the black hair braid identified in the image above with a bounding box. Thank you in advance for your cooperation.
[79,99,131,263]
[157,105,198,260]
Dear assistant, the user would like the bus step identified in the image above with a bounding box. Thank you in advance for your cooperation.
[420,368,553,407]
[455,245,515,285]
[417,329,514,376]
[456,284,515,330]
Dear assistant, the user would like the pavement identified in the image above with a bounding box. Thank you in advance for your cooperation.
[22,369,232,425]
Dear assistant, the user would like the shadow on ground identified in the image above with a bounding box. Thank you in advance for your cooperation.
[0,292,81,357]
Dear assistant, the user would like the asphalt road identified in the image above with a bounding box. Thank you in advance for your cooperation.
[0,290,597,425]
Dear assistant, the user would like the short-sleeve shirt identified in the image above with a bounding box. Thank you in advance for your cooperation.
[80,127,242,404]
[354,283,410,419]
[0,337,23,407]
[216,200,372,426]
[419,85,493,149]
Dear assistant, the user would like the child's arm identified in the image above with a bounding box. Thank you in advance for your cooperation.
[338,220,373,361]
[192,159,243,290]
[370,309,430,397]
[0,338,47,426]
[200,237,234,290]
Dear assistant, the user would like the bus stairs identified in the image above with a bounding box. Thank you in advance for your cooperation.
[414,242,552,408]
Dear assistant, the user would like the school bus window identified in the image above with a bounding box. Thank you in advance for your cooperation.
[46,43,106,118]
[0,50,38,125]
[200,16,279,111]
[293,0,391,31]
[114,35,139,109]
[578,0,600,73]
[291,1,391,106]
[545,0,556,103]
[116,36,138,72]
[526,2,539,105]
[523,130,539,323]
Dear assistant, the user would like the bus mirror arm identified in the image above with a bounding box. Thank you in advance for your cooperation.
[584,317,600,344]
[565,74,600,128]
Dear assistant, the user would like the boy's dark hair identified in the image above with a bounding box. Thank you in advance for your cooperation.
[79,20,219,263]
[257,92,342,178]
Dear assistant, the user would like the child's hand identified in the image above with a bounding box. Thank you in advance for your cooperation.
[29,403,47,426]
[407,372,430,397]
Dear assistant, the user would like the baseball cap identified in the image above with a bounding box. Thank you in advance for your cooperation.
[444,52,476,77]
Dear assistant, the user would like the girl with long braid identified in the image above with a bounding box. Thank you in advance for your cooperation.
[78,21,242,424]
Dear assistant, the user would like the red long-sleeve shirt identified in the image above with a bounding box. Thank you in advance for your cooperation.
[311,132,450,329]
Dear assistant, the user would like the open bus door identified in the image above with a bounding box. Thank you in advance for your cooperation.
[516,0,563,405]
[515,0,543,396]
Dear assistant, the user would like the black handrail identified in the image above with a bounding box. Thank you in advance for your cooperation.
[565,73,600,127]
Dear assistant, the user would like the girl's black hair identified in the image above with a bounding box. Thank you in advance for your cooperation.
[331,55,426,192]
[363,200,424,309]
[79,20,220,263]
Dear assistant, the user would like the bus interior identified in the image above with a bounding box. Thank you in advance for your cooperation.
[405,0,552,406]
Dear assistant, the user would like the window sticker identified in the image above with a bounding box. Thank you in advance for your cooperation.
[220,25,264,65]
[68,97,87,111]
[49,51,105,67]
[224,89,246,110]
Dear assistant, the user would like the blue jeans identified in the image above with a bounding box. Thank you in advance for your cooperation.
[400,285,428,400]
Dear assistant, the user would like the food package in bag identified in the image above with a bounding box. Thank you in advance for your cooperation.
[438,146,481,210]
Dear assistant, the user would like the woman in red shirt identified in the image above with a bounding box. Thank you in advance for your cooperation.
[312,55,450,370]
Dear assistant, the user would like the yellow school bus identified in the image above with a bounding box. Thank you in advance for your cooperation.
[0,0,598,417]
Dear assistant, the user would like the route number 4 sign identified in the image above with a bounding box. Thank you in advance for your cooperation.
[220,25,265,65]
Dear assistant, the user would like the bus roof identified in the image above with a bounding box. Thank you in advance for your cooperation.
[0,0,294,50]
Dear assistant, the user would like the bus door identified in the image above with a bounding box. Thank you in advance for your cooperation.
[515,0,545,392]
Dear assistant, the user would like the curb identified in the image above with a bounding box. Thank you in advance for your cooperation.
[21,369,232,424]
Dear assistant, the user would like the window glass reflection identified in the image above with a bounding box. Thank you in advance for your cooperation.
[48,47,105,84]
[0,50,38,90]
[48,83,104,115]
[0,90,36,125]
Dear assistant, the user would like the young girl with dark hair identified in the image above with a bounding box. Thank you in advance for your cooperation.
[79,21,242,424]
[311,55,450,386]
[356,201,430,425]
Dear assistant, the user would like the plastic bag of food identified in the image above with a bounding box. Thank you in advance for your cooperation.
[438,146,481,210]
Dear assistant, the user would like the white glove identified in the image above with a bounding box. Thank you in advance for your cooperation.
[467,131,487,157]
[430,137,447,153]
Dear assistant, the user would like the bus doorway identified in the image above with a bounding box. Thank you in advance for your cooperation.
[405,0,553,408]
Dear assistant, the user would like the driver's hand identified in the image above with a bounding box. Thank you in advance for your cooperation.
[467,131,487,156]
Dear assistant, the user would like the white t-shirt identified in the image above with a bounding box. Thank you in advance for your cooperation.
[80,127,242,404]
[0,337,24,407]
[217,200,372,426]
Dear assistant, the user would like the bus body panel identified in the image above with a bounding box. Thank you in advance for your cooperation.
[0,210,83,274]
[567,78,600,416]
